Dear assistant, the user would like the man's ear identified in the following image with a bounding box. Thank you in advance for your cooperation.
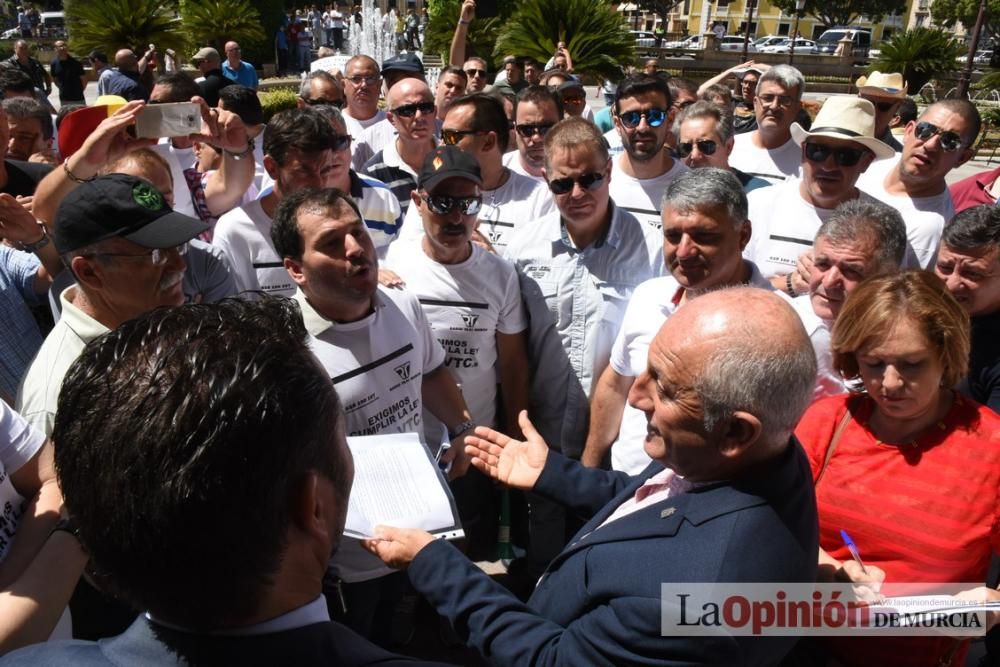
[71,255,106,291]
[284,256,306,286]
[289,470,334,542]
[718,410,762,458]
[263,154,279,180]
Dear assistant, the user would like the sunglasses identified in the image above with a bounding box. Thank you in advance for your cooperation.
[913,121,965,152]
[331,134,352,151]
[441,128,486,145]
[302,97,344,109]
[392,102,436,117]
[617,108,667,129]
[515,123,555,138]
[464,68,486,78]
[757,93,794,107]
[547,171,605,195]
[677,139,718,157]
[804,142,867,167]
[422,193,482,215]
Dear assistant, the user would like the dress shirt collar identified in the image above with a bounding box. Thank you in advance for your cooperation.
[148,595,329,636]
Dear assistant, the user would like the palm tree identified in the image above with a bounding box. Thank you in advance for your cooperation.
[869,28,964,95]
[423,0,514,65]
[492,0,635,81]
[64,0,186,57]
[178,0,267,53]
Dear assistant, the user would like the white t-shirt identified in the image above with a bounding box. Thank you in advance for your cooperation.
[790,294,845,402]
[0,401,45,563]
[397,169,556,252]
[609,156,688,231]
[294,286,445,583]
[745,179,878,278]
[351,118,395,171]
[502,150,544,183]
[384,243,527,428]
[152,141,197,218]
[856,156,953,269]
[729,133,802,184]
[607,263,773,474]
[213,199,295,297]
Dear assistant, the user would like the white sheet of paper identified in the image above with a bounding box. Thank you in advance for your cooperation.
[343,432,463,540]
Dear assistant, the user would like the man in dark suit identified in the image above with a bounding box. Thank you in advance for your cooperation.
[3,298,441,666]
[366,287,820,666]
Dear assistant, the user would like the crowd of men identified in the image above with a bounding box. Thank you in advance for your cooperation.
[0,11,998,666]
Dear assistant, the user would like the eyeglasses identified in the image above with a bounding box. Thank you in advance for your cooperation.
[677,139,718,158]
[226,47,241,53]
[88,243,188,266]
[547,171,605,195]
[392,102,436,117]
[913,121,965,152]
[441,128,486,145]
[302,97,344,109]
[346,74,380,86]
[422,193,482,215]
[515,123,555,138]
[804,142,867,167]
[331,134,352,151]
[617,108,667,129]
[464,68,486,78]
[562,95,584,104]
[756,93,795,107]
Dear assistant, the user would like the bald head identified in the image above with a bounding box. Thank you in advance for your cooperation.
[387,78,432,109]
[115,49,138,71]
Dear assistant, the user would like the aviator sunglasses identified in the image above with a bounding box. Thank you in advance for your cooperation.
[547,172,605,195]
[677,140,718,158]
[421,193,483,215]
[804,142,867,167]
[392,102,436,117]
[913,121,965,152]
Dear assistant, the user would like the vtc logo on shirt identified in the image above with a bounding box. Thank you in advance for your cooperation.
[461,314,479,329]
[394,362,412,381]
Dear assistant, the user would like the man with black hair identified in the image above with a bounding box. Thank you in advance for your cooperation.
[397,93,554,252]
[2,97,52,162]
[934,205,1000,413]
[0,67,34,99]
[4,298,445,666]
[609,74,687,232]
[503,85,563,181]
[0,101,50,197]
[271,187,475,642]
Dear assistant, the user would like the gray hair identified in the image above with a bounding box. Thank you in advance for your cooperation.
[816,199,907,272]
[299,70,340,98]
[673,100,735,144]
[693,289,817,440]
[759,65,805,101]
[661,168,747,230]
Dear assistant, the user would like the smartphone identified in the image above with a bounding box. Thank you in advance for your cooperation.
[132,102,200,139]
[476,0,498,18]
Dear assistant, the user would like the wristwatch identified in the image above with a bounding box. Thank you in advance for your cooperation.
[448,419,476,439]
[17,222,50,254]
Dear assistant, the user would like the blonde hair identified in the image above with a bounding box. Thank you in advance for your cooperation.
[832,271,970,387]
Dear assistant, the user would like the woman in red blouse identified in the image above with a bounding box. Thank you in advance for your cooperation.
[795,271,1000,667]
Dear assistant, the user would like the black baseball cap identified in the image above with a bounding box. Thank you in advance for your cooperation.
[557,79,584,94]
[54,174,209,254]
[418,145,482,191]
[381,53,424,76]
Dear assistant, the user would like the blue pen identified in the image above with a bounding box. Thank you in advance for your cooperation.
[840,529,869,575]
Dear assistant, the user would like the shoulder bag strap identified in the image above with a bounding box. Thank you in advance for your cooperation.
[814,399,855,487]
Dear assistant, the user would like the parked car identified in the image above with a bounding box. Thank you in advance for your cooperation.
[754,36,787,50]
[663,35,701,49]
[719,35,756,52]
[762,38,815,54]
[631,30,657,48]
[811,27,872,56]
[957,49,992,65]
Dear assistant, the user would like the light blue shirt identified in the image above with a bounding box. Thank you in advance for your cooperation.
[504,203,663,458]
[0,246,42,401]
[221,60,258,89]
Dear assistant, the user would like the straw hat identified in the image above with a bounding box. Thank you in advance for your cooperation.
[855,71,907,98]
[790,96,895,160]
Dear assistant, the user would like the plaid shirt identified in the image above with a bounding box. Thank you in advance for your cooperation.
[0,246,42,400]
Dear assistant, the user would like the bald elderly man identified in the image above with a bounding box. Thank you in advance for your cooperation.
[96,48,148,101]
[366,287,819,667]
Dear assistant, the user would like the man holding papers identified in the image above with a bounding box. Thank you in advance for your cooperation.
[365,287,820,666]
[270,187,477,643]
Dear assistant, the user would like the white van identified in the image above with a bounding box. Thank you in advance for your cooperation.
[811,27,871,56]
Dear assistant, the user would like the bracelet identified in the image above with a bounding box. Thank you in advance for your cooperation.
[224,138,255,160]
[51,516,81,541]
[785,273,796,298]
[458,19,470,25]
[63,160,95,183]
[16,221,50,253]
[448,419,476,439]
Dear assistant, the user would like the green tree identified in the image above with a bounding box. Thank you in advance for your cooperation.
[869,28,963,94]
[770,0,906,30]
[423,0,516,64]
[635,0,684,33]
[64,0,186,56]
[493,0,635,80]
[931,0,1000,41]
[178,0,266,53]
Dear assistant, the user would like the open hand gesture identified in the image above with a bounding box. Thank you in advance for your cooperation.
[464,410,549,490]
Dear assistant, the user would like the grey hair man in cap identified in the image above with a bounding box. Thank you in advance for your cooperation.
[192,46,234,107]
[17,173,208,436]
